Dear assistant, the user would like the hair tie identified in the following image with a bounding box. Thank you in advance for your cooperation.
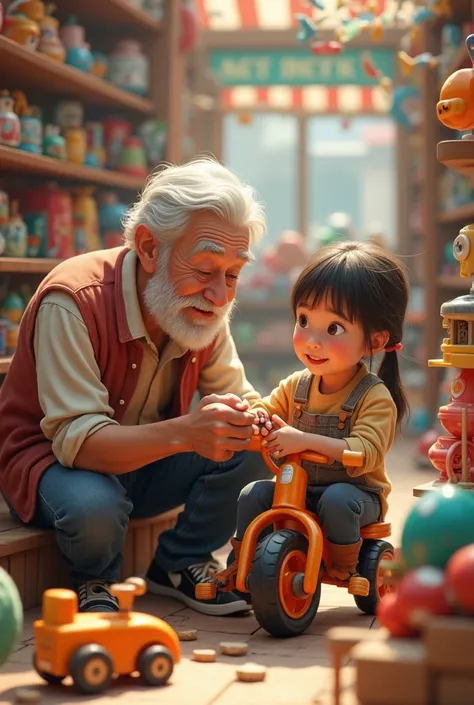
[385,342,403,353]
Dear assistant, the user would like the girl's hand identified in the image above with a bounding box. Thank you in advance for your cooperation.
[250,409,273,436]
[263,415,306,457]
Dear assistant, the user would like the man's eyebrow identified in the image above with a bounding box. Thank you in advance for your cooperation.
[190,240,255,263]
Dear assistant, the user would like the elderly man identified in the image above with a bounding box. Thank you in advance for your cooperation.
[0,158,270,615]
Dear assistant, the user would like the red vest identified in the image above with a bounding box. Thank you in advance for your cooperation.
[0,247,215,522]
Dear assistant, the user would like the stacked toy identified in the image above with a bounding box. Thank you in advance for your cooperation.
[377,486,474,638]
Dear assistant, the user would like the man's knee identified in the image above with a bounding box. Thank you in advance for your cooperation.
[232,450,273,483]
[38,466,132,549]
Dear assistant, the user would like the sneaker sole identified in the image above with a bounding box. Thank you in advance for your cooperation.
[145,578,252,616]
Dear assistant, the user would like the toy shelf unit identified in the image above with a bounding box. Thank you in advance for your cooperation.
[0,0,185,379]
[412,31,474,497]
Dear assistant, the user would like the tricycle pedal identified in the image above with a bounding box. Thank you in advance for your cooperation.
[348,575,370,597]
[195,583,216,600]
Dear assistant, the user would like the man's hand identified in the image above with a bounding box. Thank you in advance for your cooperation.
[198,393,249,412]
[187,401,256,462]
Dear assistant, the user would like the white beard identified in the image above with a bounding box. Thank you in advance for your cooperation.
[143,245,235,350]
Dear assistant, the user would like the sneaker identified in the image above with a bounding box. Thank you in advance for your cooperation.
[145,558,251,616]
[76,580,119,613]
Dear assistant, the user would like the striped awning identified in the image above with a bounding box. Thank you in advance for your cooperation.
[221,84,391,113]
[196,0,417,31]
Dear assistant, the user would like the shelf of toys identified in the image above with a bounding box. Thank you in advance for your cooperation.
[0,0,198,378]
[395,1,474,434]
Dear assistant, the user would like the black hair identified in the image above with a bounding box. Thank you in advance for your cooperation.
[291,241,410,427]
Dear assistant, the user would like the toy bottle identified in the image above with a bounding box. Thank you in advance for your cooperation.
[73,188,100,252]
[60,15,93,72]
[3,201,28,258]
[99,191,127,249]
[0,91,21,147]
[65,127,86,164]
[108,40,149,95]
[38,4,65,62]
[43,124,66,159]
[117,136,148,177]
[85,122,106,168]
[2,13,40,49]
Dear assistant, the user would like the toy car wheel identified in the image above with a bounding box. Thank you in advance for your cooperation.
[33,652,65,685]
[138,645,174,686]
[69,644,113,695]
[354,539,394,615]
[250,529,321,638]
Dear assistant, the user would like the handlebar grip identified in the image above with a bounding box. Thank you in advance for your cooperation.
[341,450,364,467]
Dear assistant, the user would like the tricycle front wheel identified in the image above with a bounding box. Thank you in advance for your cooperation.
[250,529,321,638]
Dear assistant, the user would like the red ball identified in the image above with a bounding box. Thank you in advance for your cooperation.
[376,592,416,638]
[445,543,474,614]
[397,566,451,629]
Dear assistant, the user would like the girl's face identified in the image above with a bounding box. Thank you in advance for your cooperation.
[293,297,368,384]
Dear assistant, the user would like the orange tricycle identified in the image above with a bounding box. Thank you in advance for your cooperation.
[196,437,394,638]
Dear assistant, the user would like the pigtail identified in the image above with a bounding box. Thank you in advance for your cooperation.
[377,350,409,428]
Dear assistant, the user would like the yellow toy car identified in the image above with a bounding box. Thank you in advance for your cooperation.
[33,577,180,695]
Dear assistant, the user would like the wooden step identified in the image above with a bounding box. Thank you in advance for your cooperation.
[0,498,181,609]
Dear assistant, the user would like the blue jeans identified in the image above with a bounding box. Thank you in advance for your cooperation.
[31,451,269,584]
[235,480,382,545]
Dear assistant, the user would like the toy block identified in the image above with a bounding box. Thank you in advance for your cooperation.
[436,674,474,705]
[326,627,390,705]
[424,616,474,674]
[352,637,429,705]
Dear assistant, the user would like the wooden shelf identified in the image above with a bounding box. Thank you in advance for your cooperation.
[0,358,12,375]
[437,140,474,179]
[436,274,471,290]
[0,36,155,113]
[56,0,162,30]
[438,203,474,224]
[0,145,145,190]
[0,258,62,274]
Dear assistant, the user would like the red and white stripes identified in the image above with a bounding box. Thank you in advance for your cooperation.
[221,84,390,114]
[196,0,415,31]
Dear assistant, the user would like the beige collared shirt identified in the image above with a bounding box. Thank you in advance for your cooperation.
[33,250,260,468]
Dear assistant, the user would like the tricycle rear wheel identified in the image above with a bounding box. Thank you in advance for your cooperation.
[250,529,321,638]
[354,539,394,615]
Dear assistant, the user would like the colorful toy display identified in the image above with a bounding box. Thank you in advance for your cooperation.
[33,576,180,694]
[195,435,393,638]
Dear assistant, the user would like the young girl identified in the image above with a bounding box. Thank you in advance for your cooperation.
[235,240,409,582]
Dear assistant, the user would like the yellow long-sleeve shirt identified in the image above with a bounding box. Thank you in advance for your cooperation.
[250,363,396,519]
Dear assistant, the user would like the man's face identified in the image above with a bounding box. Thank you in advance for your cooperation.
[143,211,251,350]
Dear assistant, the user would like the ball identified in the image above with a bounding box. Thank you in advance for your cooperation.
[0,567,23,666]
[445,543,474,614]
[401,486,474,569]
[396,566,451,629]
[376,592,416,638]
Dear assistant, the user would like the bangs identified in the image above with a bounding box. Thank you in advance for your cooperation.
[291,254,374,326]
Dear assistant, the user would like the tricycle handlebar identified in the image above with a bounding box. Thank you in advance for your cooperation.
[247,436,364,468]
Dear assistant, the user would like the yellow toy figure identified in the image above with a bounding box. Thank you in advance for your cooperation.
[234,241,409,586]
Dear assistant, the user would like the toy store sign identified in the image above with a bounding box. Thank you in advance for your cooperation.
[209,49,394,87]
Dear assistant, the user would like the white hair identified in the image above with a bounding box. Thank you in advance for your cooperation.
[122,156,266,248]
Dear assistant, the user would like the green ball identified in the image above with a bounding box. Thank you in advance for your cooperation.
[402,486,474,570]
[0,567,23,666]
